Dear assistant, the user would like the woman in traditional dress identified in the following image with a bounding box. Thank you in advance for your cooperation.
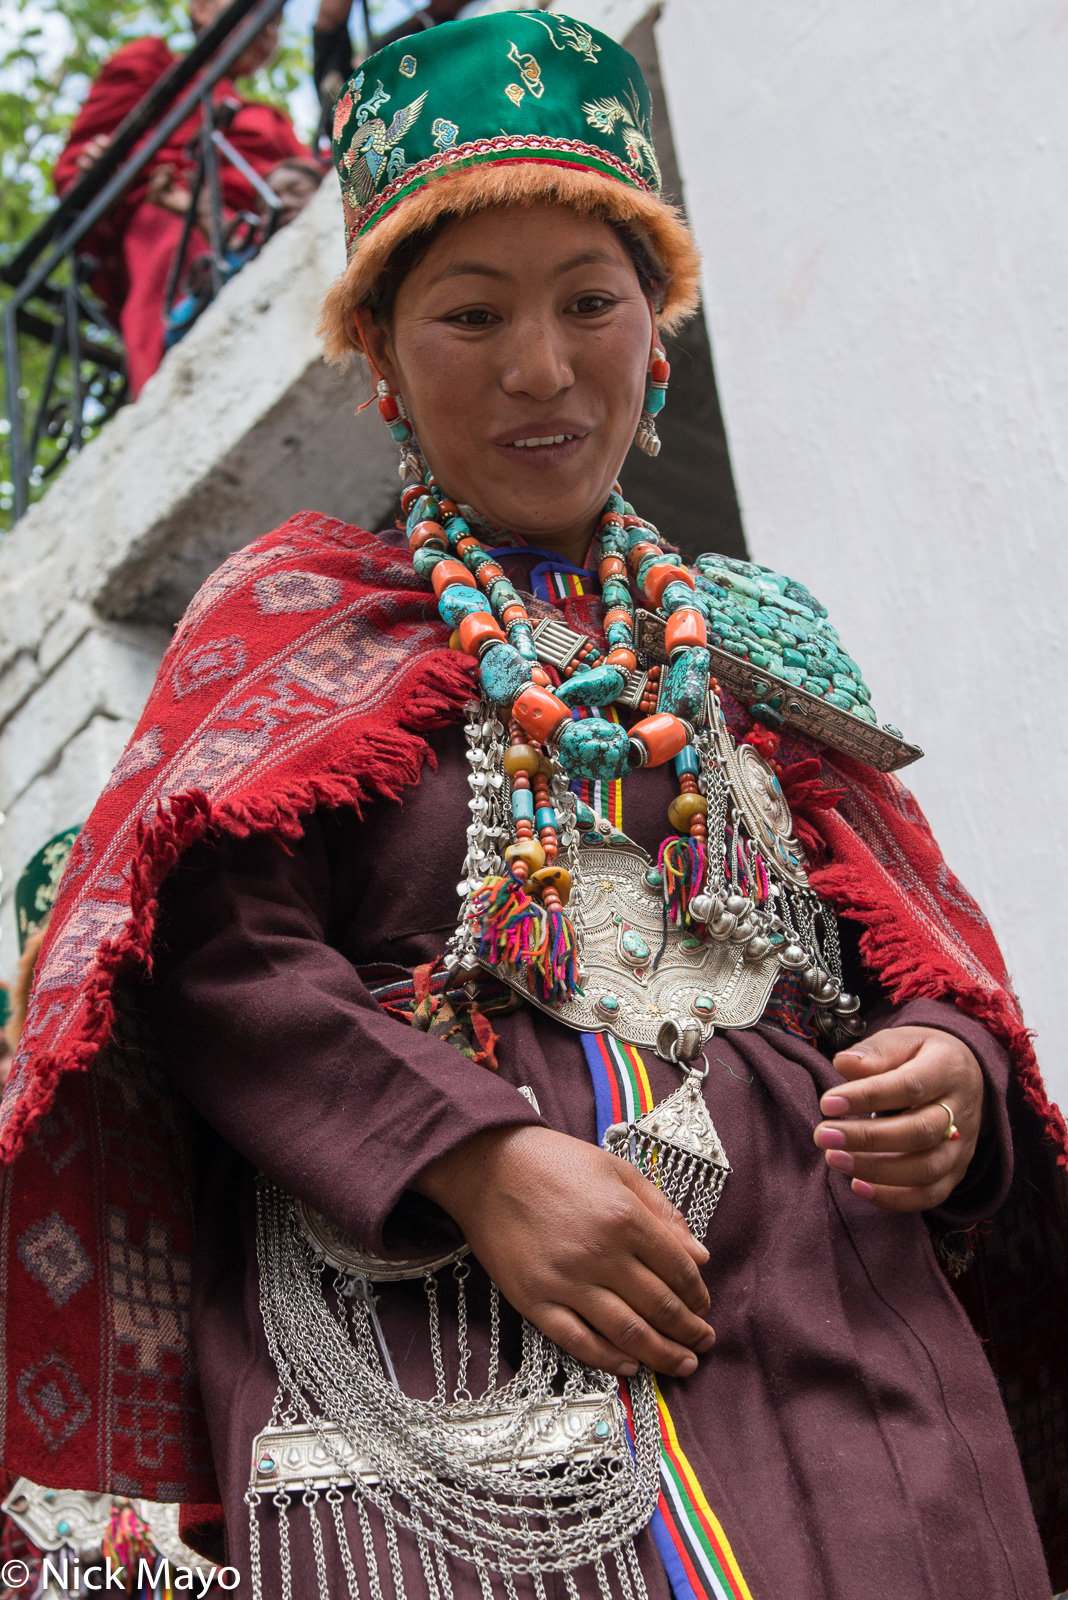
[3,14,1066,1600]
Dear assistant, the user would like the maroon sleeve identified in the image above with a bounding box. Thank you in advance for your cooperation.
[148,816,540,1253]
[882,997,1015,1226]
[55,37,174,195]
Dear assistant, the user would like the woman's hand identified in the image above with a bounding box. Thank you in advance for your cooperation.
[814,1025,985,1211]
[414,1124,715,1379]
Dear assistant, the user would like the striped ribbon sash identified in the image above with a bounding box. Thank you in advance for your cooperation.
[581,1034,754,1600]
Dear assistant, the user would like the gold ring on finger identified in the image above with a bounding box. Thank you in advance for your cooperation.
[937,1101,960,1143]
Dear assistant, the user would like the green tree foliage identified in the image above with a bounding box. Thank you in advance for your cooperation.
[0,0,309,522]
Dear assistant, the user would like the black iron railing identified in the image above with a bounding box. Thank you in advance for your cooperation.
[1,0,287,524]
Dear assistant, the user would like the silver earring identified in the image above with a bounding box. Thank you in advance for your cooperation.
[635,348,670,457]
[376,378,423,480]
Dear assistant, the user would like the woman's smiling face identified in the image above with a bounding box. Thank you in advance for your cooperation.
[362,203,657,564]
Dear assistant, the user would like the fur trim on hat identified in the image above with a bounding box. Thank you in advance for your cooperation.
[319,161,701,364]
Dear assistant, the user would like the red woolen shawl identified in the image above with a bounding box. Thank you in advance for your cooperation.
[0,513,1065,1577]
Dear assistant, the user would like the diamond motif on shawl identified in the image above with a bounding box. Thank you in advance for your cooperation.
[30,1097,86,1175]
[17,1212,94,1306]
[254,570,344,614]
[171,636,249,700]
[16,1354,91,1449]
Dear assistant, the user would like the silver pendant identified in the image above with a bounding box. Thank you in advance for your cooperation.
[490,835,783,1049]
[604,1062,731,1240]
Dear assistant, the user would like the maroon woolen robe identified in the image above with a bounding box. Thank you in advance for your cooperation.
[146,694,1051,1600]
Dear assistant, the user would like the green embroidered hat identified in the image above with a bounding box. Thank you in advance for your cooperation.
[321,9,699,357]
[15,826,81,954]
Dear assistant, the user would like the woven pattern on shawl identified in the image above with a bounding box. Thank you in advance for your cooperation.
[0,514,477,1163]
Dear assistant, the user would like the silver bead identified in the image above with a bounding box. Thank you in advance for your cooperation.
[709,911,737,940]
[724,893,751,917]
[834,992,861,1016]
[778,942,808,970]
[688,893,715,925]
[744,934,771,961]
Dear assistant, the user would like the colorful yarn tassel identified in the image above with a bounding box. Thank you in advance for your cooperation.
[103,1500,160,1593]
[658,834,707,929]
[469,870,582,1004]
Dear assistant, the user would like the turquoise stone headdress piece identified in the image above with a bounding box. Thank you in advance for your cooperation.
[320,10,700,356]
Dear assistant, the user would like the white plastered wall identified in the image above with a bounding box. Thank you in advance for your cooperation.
[559,0,1068,1101]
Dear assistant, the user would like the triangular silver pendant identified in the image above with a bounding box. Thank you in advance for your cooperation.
[603,1071,731,1241]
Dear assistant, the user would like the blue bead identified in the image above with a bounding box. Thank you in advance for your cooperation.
[507,623,537,661]
[555,664,626,707]
[660,647,710,722]
[605,621,632,647]
[511,788,534,822]
[673,745,700,777]
[535,806,556,831]
[600,578,632,610]
[413,547,444,579]
[478,642,533,705]
[437,584,490,627]
[662,580,699,613]
[644,384,667,416]
[555,717,632,780]
[388,420,411,442]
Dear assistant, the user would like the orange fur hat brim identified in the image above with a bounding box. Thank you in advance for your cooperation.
[318,162,701,364]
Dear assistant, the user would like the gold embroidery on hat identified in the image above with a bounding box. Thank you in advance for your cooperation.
[398,54,417,77]
[583,84,660,188]
[507,40,545,100]
[523,12,601,64]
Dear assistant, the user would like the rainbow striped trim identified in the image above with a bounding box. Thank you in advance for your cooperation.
[581,1033,754,1600]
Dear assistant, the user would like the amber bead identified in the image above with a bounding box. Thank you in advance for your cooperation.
[431,558,476,596]
[605,647,638,673]
[410,520,446,552]
[530,865,572,905]
[458,613,507,657]
[448,629,462,651]
[643,563,694,606]
[512,684,570,742]
[667,791,709,832]
[665,608,707,653]
[505,838,546,873]
[503,743,541,777]
[630,713,688,767]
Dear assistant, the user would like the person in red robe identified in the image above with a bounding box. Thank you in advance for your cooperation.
[55,0,313,396]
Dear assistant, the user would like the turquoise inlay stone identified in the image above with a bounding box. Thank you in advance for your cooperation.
[57,1520,71,1537]
[824,689,856,711]
[413,546,444,579]
[749,649,771,668]
[506,622,538,662]
[722,639,749,657]
[555,663,626,707]
[750,701,784,728]
[479,642,532,704]
[832,671,857,693]
[781,647,806,669]
[693,994,716,1017]
[437,583,490,626]
[645,866,664,886]
[598,993,621,1014]
[775,665,804,686]
[511,788,534,822]
[595,1418,612,1438]
[854,703,877,723]
[556,716,631,780]
[681,934,702,950]
[259,1455,276,1472]
[660,646,710,723]
[621,928,651,962]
